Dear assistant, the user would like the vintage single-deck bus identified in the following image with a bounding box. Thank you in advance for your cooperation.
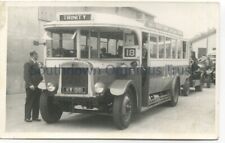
[37,12,190,129]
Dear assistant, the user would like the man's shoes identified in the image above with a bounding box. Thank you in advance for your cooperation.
[25,118,32,122]
[33,118,41,121]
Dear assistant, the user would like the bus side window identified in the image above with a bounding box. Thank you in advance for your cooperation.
[172,39,177,59]
[159,36,165,58]
[182,41,187,59]
[177,40,183,59]
[150,34,158,58]
[165,37,172,58]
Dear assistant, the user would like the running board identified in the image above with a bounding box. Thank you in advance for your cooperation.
[140,94,171,112]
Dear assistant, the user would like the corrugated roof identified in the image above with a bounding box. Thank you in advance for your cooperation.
[191,28,216,43]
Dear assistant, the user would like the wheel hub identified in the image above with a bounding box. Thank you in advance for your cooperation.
[122,96,132,122]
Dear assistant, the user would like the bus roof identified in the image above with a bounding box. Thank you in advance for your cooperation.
[44,12,183,37]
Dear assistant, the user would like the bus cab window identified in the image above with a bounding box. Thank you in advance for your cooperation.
[99,38,117,58]
[150,34,158,58]
[62,33,76,57]
[107,39,117,56]
[117,46,123,58]
[80,30,98,59]
[115,40,123,58]
[159,36,165,58]
[125,32,138,46]
[90,34,98,58]
[100,48,111,58]
[80,32,88,58]
[165,37,172,58]
[79,28,136,59]
[46,32,77,58]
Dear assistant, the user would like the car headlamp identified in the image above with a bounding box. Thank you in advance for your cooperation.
[94,82,105,94]
[206,69,212,74]
[47,82,56,92]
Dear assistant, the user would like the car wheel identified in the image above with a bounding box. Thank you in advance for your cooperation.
[182,79,190,96]
[195,84,202,91]
[206,76,211,88]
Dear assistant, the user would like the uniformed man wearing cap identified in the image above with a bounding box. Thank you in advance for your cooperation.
[24,51,43,122]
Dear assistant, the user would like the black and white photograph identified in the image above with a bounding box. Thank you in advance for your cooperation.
[0,1,221,140]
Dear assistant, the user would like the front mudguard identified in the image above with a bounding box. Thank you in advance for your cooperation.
[109,79,140,112]
[109,80,135,96]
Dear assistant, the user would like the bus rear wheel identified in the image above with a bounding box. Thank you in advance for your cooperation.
[168,78,180,107]
[113,89,134,130]
[40,91,62,123]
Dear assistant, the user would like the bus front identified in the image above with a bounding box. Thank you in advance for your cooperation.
[39,12,142,128]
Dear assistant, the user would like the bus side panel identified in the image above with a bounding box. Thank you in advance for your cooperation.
[148,60,189,95]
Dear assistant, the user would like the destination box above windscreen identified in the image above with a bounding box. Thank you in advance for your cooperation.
[58,14,92,21]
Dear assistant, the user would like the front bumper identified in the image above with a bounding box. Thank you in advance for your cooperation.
[54,93,98,98]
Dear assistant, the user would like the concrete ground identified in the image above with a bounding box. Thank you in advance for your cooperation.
[5,85,217,139]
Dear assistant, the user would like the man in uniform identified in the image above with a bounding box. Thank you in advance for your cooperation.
[24,51,43,122]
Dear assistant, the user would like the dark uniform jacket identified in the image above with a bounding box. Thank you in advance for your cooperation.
[24,60,43,88]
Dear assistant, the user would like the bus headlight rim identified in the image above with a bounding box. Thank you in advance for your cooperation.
[94,82,105,94]
[47,82,56,92]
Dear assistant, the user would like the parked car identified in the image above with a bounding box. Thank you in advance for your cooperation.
[198,56,214,88]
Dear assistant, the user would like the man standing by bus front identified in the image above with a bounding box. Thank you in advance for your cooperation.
[24,51,43,122]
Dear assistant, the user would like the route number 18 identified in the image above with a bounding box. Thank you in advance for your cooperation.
[124,48,136,57]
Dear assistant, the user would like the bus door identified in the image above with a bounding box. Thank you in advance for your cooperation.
[141,32,150,106]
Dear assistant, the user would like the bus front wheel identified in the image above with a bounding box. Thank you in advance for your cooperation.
[40,91,62,123]
[113,89,134,130]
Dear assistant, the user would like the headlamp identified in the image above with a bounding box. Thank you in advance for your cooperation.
[47,82,56,92]
[94,82,105,94]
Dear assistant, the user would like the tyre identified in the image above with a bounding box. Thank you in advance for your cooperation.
[168,78,180,107]
[207,81,211,88]
[40,91,62,123]
[113,88,134,130]
[195,73,204,91]
[182,79,190,96]
[206,76,211,88]
[195,84,202,91]
[200,73,205,86]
